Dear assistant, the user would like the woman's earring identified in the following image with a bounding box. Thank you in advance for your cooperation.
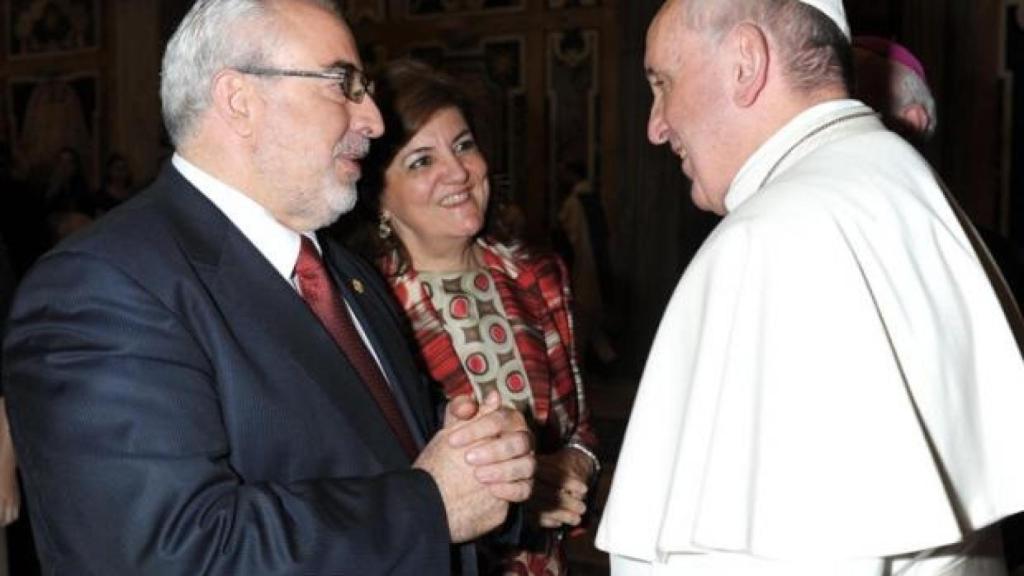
[378,212,393,239]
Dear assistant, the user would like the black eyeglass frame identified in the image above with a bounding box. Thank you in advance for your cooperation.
[234,64,375,103]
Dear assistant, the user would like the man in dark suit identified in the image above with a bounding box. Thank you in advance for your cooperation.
[1,0,534,574]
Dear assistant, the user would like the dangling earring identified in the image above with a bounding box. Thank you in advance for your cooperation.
[378,212,393,239]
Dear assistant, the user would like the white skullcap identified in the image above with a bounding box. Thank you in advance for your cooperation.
[798,0,850,40]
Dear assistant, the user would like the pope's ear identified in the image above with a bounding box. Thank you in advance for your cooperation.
[210,69,258,137]
[729,22,769,107]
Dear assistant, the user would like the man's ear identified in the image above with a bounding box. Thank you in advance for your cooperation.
[729,22,770,108]
[897,103,931,137]
[210,69,258,138]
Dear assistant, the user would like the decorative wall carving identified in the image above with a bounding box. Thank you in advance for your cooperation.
[546,28,598,221]
[338,0,387,24]
[547,0,601,9]
[9,71,99,186]
[2,0,106,190]
[405,0,524,19]
[7,0,101,59]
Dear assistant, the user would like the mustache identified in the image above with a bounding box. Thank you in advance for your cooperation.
[336,134,371,159]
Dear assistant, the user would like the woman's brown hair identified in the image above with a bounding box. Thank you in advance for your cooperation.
[340,58,514,274]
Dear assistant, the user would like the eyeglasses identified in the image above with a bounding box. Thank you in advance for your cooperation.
[234,64,375,103]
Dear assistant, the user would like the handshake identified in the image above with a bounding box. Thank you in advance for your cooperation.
[414,391,535,543]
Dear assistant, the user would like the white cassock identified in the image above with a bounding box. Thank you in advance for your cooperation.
[596,100,1024,576]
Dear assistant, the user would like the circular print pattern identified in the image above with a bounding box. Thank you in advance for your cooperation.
[449,295,470,319]
[505,371,526,393]
[474,273,490,291]
[466,352,489,375]
[488,322,508,344]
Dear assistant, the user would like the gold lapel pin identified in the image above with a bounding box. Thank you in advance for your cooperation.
[351,278,365,294]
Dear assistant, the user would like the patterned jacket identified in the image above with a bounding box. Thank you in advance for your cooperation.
[380,238,598,454]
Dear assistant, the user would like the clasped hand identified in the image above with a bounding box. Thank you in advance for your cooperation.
[528,448,593,529]
[414,391,535,543]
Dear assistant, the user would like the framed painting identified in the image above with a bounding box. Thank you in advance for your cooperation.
[8,0,100,59]
[8,71,99,188]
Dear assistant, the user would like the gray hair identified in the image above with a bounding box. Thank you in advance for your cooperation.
[160,0,341,148]
[678,0,852,94]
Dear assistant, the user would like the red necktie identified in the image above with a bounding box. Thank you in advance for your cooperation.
[294,237,419,459]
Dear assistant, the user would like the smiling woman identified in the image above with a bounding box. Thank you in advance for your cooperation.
[349,58,601,576]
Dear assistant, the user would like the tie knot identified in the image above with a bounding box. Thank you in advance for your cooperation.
[295,236,323,279]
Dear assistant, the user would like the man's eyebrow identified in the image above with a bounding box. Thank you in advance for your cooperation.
[325,59,357,71]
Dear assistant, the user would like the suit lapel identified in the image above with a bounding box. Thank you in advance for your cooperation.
[156,167,413,467]
[321,242,434,443]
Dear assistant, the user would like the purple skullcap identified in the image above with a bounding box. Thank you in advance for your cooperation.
[853,35,928,83]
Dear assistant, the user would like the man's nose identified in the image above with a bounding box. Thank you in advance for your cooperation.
[351,95,384,138]
[647,103,669,145]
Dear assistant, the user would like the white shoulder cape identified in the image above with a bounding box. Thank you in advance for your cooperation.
[596,102,1024,564]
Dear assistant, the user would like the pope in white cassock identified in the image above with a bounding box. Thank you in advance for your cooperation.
[596,0,1024,575]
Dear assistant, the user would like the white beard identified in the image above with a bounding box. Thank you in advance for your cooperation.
[318,175,358,227]
[252,141,362,232]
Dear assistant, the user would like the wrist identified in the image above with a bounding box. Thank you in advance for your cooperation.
[565,441,600,480]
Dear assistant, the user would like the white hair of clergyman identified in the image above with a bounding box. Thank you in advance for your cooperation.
[676,0,852,94]
[797,0,849,39]
[892,63,937,138]
[160,0,341,148]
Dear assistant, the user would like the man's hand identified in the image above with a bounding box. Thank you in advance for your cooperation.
[415,392,535,542]
[447,392,534,502]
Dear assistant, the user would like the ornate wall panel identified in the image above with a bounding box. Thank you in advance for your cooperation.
[548,0,601,9]
[546,28,598,221]
[339,0,388,24]
[404,0,524,19]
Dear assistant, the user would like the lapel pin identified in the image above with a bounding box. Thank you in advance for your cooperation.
[351,278,365,294]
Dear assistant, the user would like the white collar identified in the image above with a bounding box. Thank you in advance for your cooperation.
[724,99,876,213]
[172,153,319,281]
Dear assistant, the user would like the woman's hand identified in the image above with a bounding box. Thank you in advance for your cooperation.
[527,446,595,529]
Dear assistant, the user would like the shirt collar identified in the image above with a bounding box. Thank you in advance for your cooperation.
[724,99,874,213]
[172,153,319,280]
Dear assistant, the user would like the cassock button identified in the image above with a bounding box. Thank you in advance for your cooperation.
[351,278,365,294]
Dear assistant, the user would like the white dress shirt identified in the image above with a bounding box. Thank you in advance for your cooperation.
[171,154,389,375]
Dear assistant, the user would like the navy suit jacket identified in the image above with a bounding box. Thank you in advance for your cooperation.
[2,165,461,574]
